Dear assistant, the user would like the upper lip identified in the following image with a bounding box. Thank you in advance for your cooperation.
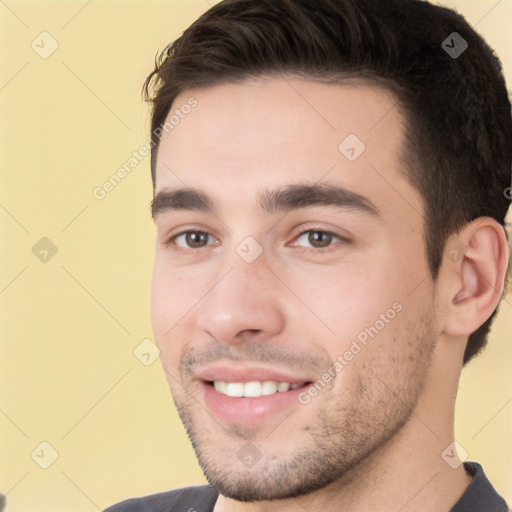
[196,363,315,384]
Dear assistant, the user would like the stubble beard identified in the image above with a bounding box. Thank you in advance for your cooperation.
[170,308,437,502]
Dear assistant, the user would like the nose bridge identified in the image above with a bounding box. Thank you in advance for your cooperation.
[210,246,272,313]
[196,243,285,343]
[215,232,272,298]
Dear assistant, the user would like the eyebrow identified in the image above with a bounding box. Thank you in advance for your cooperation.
[151,183,380,220]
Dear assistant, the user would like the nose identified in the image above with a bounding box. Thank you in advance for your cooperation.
[196,255,286,345]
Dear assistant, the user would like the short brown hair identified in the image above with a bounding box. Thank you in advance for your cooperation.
[143,0,512,364]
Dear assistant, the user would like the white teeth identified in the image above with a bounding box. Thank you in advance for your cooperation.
[261,381,278,395]
[225,382,244,397]
[277,382,290,392]
[213,381,227,394]
[243,381,262,397]
[212,380,304,397]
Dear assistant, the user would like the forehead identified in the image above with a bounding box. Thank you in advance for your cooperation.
[154,77,420,221]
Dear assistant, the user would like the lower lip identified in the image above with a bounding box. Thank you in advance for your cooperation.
[202,382,309,425]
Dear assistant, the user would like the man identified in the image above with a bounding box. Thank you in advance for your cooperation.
[106,0,511,510]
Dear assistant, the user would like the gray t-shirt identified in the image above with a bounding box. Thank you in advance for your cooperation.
[104,462,509,512]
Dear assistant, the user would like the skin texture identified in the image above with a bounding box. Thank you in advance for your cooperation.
[150,77,508,512]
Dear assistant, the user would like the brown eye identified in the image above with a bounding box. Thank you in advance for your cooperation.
[307,231,333,248]
[291,228,350,253]
[173,231,213,249]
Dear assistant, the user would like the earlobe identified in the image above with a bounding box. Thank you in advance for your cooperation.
[443,218,509,337]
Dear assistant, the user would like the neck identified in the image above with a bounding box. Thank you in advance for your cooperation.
[214,342,472,512]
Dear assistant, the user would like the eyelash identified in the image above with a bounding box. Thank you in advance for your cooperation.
[166,228,348,253]
[291,230,347,252]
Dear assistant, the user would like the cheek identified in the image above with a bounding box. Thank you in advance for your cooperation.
[285,254,418,371]
[150,260,171,336]
[150,259,187,355]
[287,264,398,340]
[150,257,211,366]
[151,257,198,327]
[329,303,423,403]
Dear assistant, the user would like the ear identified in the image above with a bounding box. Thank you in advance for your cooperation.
[441,217,509,337]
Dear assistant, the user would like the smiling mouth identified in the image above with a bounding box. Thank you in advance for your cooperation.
[208,380,311,398]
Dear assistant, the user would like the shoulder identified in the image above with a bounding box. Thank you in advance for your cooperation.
[450,462,509,512]
[103,485,219,512]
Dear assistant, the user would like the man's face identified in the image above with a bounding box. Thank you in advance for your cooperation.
[151,78,439,501]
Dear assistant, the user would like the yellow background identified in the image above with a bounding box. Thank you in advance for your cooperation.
[0,1,510,510]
